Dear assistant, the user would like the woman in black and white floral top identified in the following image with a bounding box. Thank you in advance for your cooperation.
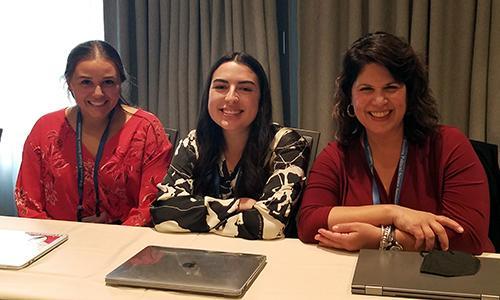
[151,52,309,240]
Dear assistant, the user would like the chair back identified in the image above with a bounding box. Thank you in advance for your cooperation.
[292,128,321,175]
[470,139,500,252]
[284,127,321,238]
[164,128,178,148]
[164,128,178,161]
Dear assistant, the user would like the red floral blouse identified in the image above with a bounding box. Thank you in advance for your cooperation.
[15,108,172,226]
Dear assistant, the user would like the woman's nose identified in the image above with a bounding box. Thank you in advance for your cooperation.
[374,91,388,104]
[225,87,239,103]
[93,85,104,97]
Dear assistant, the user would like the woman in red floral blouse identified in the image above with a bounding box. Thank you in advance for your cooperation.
[15,40,172,226]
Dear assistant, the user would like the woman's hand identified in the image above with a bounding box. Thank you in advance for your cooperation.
[391,206,463,251]
[238,198,257,211]
[314,222,381,251]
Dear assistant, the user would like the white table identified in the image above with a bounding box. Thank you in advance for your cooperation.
[1,216,496,300]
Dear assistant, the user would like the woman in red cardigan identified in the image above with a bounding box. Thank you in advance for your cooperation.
[15,41,172,226]
[298,32,494,254]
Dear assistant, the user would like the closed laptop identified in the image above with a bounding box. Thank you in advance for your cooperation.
[0,229,68,270]
[352,249,500,299]
[105,245,266,297]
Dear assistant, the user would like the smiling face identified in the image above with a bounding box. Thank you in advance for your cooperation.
[68,57,121,121]
[351,63,407,141]
[207,61,260,135]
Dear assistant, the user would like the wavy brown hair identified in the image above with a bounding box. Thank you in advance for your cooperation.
[334,32,439,146]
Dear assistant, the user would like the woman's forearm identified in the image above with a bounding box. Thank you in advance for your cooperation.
[327,205,397,229]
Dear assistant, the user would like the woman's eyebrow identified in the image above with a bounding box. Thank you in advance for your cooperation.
[212,79,257,86]
[237,80,257,86]
[212,78,228,84]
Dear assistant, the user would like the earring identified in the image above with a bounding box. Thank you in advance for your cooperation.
[347,104,356,118]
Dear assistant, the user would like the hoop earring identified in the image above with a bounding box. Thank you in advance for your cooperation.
[347,104,356,118]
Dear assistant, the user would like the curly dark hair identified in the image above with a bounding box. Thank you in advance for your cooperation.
[334,32,439,146]
[193,52,274,199]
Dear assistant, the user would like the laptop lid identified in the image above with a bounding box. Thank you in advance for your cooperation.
[105,245,267,297]
[352,249,500,300]
[0,229,68,270]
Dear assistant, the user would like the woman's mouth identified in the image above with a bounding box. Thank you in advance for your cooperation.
[369,110,391,118]
[88,100,107,107]
[220,108,243,116]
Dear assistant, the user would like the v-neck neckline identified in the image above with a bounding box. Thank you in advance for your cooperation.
[65,107,132,160]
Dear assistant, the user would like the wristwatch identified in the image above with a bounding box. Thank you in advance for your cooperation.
[380,225,403,251]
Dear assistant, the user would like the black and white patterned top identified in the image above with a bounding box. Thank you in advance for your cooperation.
[151,126,309,240]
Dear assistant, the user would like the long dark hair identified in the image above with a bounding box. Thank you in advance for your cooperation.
[334,32,439,146]
[64,40,129,105]
[193,52,274,199]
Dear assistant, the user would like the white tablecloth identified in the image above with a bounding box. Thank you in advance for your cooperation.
[1,216,497,300]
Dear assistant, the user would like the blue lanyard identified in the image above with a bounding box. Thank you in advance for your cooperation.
[363,134,408,205]
[75,106,116,221]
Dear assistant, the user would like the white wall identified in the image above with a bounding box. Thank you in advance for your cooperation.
[0,0,104,215]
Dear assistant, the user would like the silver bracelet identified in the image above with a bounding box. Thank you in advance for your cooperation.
[380,225,404,251]
[379,225,392,250]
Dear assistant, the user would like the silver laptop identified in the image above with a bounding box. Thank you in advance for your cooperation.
[105,245,267,297]
[352,249,500,299]
[0,229,68,270]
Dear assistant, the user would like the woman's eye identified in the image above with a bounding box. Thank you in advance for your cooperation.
[212,85,227,90]
[359,87,373,92]
[103,79,116,86]
[80,79,93,86]
[239,86,254,92]
[385,85,399,92]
